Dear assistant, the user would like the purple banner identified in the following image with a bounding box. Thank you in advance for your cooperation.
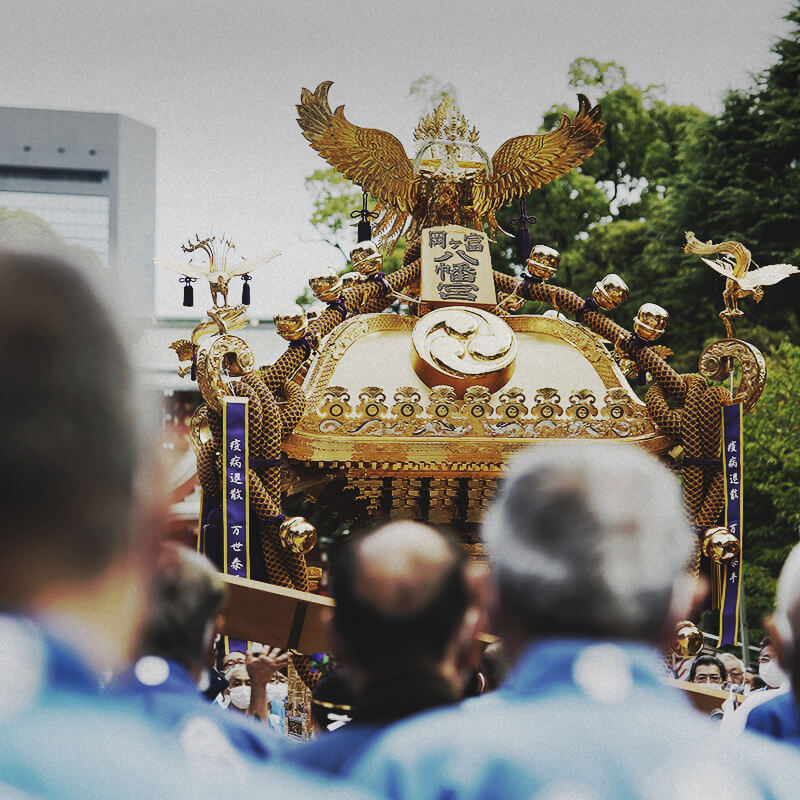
[225,635,249,657]
[719,402,743,646]
[223,397,250,580]
[223,397,250,656]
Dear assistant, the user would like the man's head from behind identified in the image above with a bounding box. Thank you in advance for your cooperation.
[330,521,473,681]
[137,544,226,675]
[0,251,138,604]
[484,443,695,647]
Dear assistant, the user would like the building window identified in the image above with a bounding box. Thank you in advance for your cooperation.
[0,190,111,266]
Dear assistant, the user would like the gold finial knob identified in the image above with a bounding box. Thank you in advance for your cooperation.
[633,303,669,341]
[672,619,703,658]
[279,516,317,554]
[309,267,343,302]
[274,304,308,341]
[350,240,383,276]
[527,245,560,280]
[592,273,629,311]
[702,526,740,564]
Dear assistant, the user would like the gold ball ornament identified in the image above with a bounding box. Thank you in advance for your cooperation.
[702,526,740,564]
[279,516,318,554]
[633,303,669,342]
[308,267,343,302]
[526,245,560,281]
[274,304,308,341]
[672,619,703,658]
[592,274,630,311]
[350,240,383,276]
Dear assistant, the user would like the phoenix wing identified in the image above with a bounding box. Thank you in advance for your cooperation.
[297,81,418,215]
[736,263,799,291]
[472,94,604,217]
[226,249,282,277]
[700,257,735,279]
[154,257,211,280]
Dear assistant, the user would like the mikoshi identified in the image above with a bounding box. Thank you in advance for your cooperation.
[158,80,798,724]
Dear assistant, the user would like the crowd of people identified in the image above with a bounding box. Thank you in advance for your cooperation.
[1,248,799,798]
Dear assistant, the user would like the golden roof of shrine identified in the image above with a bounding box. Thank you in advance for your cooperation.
[282,311,671,477]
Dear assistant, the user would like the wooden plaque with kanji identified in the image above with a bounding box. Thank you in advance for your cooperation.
[420,225,497,309]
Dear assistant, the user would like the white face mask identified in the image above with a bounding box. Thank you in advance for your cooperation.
[229,685,251,710]
[759,660,788,689]
[267,682,288,703]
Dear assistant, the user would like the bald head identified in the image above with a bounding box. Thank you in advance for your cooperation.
[354,522,460,617]
[331,522,468,673]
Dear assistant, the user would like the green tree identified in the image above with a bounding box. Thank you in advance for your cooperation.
[740,342,800,645]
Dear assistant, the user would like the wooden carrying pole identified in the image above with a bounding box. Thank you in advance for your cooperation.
[220,574,334,653]
[219,573,499,654]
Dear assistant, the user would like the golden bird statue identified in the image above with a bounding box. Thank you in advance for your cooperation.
[684,231,798,335]
[297,81,605,256]
[155,234,281,309]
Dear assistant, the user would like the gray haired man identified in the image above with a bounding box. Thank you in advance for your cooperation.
[352,443,800,799]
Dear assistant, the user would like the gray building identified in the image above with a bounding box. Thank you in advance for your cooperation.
[0,106,156,315]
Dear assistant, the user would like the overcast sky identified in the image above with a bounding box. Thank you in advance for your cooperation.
[1,0,794,318]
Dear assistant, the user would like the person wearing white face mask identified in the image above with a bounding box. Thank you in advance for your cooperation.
[223,648,290,725]
[226,665,253,712]
[757,640,789,691]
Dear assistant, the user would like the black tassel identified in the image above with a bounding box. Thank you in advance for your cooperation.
[241,274,252,305]
[512,196,537,264]
[180,276,194,307]
[515,226,531,264]
[350,191,377,243]
[357,219,372,242]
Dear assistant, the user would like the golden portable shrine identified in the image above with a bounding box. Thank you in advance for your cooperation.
[159,81,797,725]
